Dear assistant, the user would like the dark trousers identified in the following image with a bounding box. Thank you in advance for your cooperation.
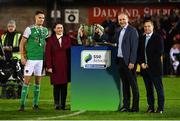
[53,83,67,109]
[141,69,164,111]
[117,57,139,110]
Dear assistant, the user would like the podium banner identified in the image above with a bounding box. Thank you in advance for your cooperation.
[71,46,121,111]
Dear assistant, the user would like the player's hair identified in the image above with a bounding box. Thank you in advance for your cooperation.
[35,10,45,15]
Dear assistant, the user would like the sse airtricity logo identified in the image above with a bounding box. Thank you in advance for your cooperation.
[84,54,92,63]
[81,50,111,69]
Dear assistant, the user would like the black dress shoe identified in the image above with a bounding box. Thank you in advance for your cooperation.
[155,109,163,114]
[131,108,139,112]
[61,105,66,110]
[119,107,130,112]
[55,104,60,110]
[146,107,154,113]
[55,106,60,110]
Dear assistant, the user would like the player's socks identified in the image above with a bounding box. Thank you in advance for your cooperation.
[33,84,40,106]
[20,83,29,106]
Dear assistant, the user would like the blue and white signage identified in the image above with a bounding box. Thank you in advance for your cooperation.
[81,50,111,69]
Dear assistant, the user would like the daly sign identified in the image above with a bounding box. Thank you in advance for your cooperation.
[88,6,175,24]
[81,50,111,69]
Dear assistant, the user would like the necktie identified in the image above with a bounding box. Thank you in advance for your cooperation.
[145,35,150,64]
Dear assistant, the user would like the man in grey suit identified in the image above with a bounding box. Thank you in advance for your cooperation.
[115,13,139,112]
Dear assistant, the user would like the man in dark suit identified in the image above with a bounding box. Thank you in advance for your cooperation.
[139,20,164,114]
[115,13,139,112]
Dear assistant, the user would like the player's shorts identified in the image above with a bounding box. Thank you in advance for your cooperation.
[24,60,43,76]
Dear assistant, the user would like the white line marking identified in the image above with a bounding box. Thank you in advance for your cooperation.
[36,110,86,120]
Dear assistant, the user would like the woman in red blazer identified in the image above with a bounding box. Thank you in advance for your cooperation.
[45,22,71,110]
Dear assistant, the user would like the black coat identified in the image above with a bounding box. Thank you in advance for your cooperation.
[139,32,164,76]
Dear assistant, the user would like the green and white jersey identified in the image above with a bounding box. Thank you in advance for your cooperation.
[23,25,48,60]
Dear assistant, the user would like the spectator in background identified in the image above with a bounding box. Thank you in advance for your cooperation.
[92,24,104,43]
[170,43,180,75]
[173,33,180,44]
[0,20,21,61]
[77,24,89,45]
[0,40,3,58]
[45,22,71,110]
[0,28,4,38]
[102,16,116,43]
[164,16,180,75]
[139,20,164,114]
[0,20,21,98]
[115,13,139,112]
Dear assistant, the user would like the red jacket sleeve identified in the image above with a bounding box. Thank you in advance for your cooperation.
[45,37,52,69]
[63,35,71,49]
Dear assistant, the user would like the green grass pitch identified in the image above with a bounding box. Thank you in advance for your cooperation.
[0,76,180,120]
